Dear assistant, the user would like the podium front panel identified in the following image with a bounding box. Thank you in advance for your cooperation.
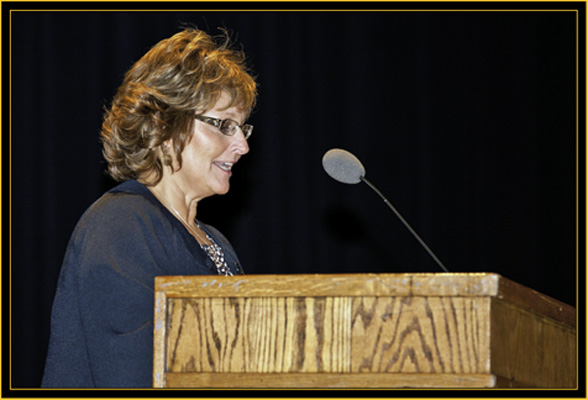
[153,273,576,388]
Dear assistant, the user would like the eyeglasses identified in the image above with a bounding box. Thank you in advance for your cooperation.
[195,115,253,140]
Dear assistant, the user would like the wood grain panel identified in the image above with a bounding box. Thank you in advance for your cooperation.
[165,296,352,373]
[350,296,490,374]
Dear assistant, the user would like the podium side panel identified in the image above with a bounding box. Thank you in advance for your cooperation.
[491,298,576,388]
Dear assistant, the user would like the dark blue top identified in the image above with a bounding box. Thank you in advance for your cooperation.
[41,180,243,388]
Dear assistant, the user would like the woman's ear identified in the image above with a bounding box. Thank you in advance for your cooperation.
[161,142,172,166]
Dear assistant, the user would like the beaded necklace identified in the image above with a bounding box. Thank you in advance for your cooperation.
[151,187,233,276]
[168,205,233,277]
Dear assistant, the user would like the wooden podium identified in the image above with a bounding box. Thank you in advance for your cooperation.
[153,273,576,388]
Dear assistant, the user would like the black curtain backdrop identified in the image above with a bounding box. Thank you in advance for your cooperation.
[8,5,582,389]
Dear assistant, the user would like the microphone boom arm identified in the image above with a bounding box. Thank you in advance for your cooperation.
[360,176,450,273]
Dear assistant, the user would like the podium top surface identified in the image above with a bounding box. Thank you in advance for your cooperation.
[155,273,575,327]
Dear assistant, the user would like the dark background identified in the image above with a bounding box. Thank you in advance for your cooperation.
[8,3,583,389]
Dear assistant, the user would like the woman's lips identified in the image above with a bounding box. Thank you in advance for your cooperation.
[213,161,234,173]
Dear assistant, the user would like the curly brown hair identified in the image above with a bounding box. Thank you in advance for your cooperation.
[101,28,258,185]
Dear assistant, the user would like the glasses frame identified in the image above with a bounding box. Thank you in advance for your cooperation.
[195,115,253,140]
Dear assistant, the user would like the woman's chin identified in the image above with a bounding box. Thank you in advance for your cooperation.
[214,183,231,196]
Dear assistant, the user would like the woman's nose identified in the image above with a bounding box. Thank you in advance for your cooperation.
[231,130,250,155]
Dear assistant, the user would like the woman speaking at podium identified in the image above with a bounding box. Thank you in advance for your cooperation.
[42,27,257,387]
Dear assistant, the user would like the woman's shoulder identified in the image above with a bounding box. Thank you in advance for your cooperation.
[75,180,168,235]
[97,180,154,210]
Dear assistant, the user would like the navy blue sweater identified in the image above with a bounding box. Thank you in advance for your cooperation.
[42,180,243,388]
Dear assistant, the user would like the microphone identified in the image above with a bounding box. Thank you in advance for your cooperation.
[322,148,450,273]
[322,148,366,184]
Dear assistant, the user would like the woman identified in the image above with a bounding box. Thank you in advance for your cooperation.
[42,28,257,388]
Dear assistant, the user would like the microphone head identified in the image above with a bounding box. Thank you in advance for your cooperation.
[322,148,366,184]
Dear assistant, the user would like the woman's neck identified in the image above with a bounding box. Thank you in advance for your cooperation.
[148,182,213,246]
[148,181,199,226]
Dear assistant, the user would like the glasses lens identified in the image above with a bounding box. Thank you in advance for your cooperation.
[219,119,238,135]
[242,125,253,139]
